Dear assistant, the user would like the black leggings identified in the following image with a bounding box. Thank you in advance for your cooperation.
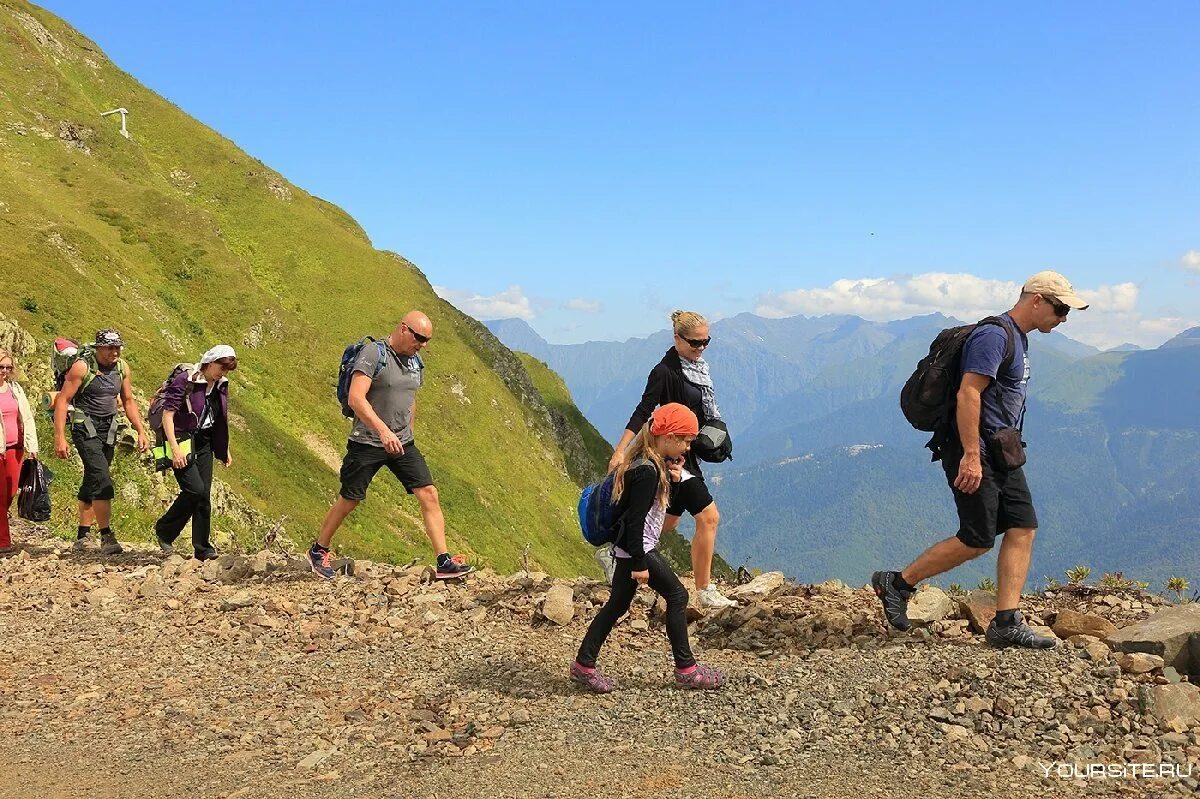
[155,433,214,552]
[576,550,696,670]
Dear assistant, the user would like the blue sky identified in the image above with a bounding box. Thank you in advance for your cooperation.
[46,1,1200,348]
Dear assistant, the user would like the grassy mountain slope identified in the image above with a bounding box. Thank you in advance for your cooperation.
[0,0,595,575]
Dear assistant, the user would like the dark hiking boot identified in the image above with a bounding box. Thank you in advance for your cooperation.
[985,612,1057,650]
[872,570,914,632]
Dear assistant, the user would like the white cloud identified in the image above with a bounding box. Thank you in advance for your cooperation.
[565,298,602,313]
[1182,250,1200,272]
[755,272,1195,349]
[433,284,534,320]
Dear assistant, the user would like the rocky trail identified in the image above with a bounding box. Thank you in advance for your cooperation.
[2,522,1198,799]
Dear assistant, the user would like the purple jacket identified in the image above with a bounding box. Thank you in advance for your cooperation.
[161,368,230,460]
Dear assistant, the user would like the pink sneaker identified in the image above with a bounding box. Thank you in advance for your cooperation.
[675,663,726,690]
[569,661,616,693]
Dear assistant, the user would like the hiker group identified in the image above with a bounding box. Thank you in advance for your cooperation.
[2,269,1090,694]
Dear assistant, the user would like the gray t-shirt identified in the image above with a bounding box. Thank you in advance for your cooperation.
[75,362,122,419]
[348,342,423,448]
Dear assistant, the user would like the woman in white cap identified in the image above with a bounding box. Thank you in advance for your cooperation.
[154,345,237,559]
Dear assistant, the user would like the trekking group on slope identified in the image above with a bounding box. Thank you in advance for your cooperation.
[3,269,1090,695]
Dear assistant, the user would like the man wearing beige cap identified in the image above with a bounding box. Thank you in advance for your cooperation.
[874,271,1089,648]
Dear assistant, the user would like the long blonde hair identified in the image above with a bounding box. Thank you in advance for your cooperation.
[671,310,707,337]
[611,421,670,508]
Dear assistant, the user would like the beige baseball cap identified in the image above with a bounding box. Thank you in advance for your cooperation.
[1022,270,1089,310]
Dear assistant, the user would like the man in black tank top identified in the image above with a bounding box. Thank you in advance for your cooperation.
[53,330,150,555]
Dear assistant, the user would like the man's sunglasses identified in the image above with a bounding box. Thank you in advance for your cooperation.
[1040,294,1070,317]
[403,324,431,344]
[678,334,711,348]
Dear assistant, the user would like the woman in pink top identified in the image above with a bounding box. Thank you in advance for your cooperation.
[0,349,40,552]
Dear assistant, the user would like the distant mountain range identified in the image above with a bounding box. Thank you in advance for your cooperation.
[489,315,1200,588]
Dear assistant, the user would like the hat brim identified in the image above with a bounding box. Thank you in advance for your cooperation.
[1057,292,1089,310]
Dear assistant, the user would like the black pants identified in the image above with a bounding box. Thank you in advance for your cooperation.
[576,550,696,670]
[72,416,116,502]
[155,433,214,553]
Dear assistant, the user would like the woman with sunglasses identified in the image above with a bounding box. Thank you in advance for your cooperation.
[154,345,237,560]
[0,349,38,553]
[609,310,736,609]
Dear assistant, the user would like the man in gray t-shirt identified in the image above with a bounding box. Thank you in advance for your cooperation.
[308,310,473,581]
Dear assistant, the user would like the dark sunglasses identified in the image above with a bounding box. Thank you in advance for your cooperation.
[678,334,711,348]
[404,324,431,344]
[0,365,13,372]
[1040,294,1070,317]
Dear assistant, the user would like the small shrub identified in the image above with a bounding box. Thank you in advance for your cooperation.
[1166,577,1191,604]
[976,577,997,592]
[1099,571,1135,590]
[1065,565,1091,586]
[20,297,38,313]
[947,583,964,595]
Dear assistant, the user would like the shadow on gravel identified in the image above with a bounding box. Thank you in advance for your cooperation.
[451,653,590,699]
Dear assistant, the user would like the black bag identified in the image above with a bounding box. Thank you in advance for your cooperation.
[900,316,1014,433]
[692,418,733,463]
[986,427,1027,471]
[16,459,53,522]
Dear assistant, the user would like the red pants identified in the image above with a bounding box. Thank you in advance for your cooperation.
[0,448,23,550]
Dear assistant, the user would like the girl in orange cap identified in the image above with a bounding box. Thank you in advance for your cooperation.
[571,403,727,692]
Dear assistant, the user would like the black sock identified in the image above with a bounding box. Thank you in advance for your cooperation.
[77,525,90,540]
[436,552,452,568]
[98,527,112,538]
[310,542,328,554]
[995,609,1019,627]
[894,573,916,593]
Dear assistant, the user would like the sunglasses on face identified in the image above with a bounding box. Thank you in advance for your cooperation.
[1040,294,1070,318]
[0,365,12,372]
[404,324,431,344]
[678,334,711,348]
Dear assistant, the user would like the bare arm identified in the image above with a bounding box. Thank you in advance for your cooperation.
[121,366,150,451]
[608,429,637,471]
[348,372,403,454]
[953,373,990,494]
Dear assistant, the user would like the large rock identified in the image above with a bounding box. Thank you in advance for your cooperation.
[1051,609,1117,640]
[1148,683,1200,728]
[1108,604,1200,675]
[956,590,996,633]
[729,571,786,600]
[907,586,953,624]
[541,584,575,626]
[1115,652,1163,675]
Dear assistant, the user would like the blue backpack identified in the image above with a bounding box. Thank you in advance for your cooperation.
[578,458,651,545]
[337,337,388,418]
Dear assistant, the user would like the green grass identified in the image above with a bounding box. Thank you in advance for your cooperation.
[0,1,595,576]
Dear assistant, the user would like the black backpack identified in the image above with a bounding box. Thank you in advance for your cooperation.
[900,316,1015,436]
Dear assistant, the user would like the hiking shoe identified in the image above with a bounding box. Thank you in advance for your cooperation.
[156,535,174,555]
[569,661,616,693]
[594,545,616,586]
[307,545,336,580]
[675,663,726,690]
[193,547,219,562]
[872,570,914,632]
[696,584,737,609]
[72,534,88,552]
[985,612,1058,650]
[99,533,123,556]
[435,555,474,580]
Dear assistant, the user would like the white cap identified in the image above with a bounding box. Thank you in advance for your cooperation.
[1022,271,1090,310]
[200,344,237,364]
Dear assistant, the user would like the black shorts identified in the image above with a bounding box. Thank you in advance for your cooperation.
[339,439,433,502]
[941,451,1038,549]
[72,419,116,502]
[667,474,715,518]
